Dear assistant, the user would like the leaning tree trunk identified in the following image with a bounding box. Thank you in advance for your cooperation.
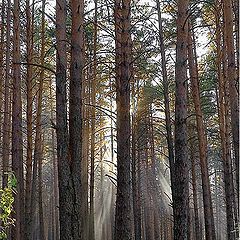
[173,0,189,239]
[114,0,133,238]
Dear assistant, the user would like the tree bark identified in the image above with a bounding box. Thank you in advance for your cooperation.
[173,0,189,239]
[114,0,133,238]
[68,0,85,237]
[2,0,11,189]
[223,0,239,197]
[55,0,73,239]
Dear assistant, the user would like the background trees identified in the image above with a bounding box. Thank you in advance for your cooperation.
[0,0,238,239]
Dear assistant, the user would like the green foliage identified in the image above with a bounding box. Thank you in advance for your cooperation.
[0,173,16,239]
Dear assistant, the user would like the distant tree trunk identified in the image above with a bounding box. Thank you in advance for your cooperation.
[189,125,202,240]
[223,0,239,196]
[131,73,141,240]
[132,118,141,240]
[30,1,46,238]
[89,1,97,238]
[143,129,154,240]
[12,0,24,238]
[187,25,216,240]
[25,0,34,238]
[38,138,45,240]
[50,79,60,240]
[114,0,133,238]
[149,108,161,240]
[2,0,11,189]
[156,0,175,222]
[38,4,46,238]
[82,71,90,240]
[68,0,84,237]
[110,86,115,240]
[173,0,189,239]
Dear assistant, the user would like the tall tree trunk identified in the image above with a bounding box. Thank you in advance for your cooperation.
[173,0,189,239]
[12,0,24,238]
[156,0,176,225]
[215,6,236,239]
[187,25,216,240]
[25,0,34,238]
[89,1,97,238]
[55,0,73,239]
[223,0,239,197]
[114,0,133,238]
[2,0,11,189]
[69,0,84,237]
[82,70,90,240]
[0,0,4,135]
[30,1,46,238]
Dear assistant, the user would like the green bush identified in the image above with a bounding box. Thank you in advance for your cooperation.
[0,173,16,239]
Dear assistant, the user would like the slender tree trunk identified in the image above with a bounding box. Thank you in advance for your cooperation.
[144,130,154,240]
[0,0,4,134]
[89,2,97,238]
[38,137,45,240]
[50,79,60,240]
[187,25,216,240]
[132,118,141,240]
[173,0,189,239]
[189,125,202,240]
[12,0,24,237]
[30,2,46,238]
[2,0,11,189]
[25,0,34,238]
[82,70,90,240]
[156,0,175,209]
[114,0,133,238]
